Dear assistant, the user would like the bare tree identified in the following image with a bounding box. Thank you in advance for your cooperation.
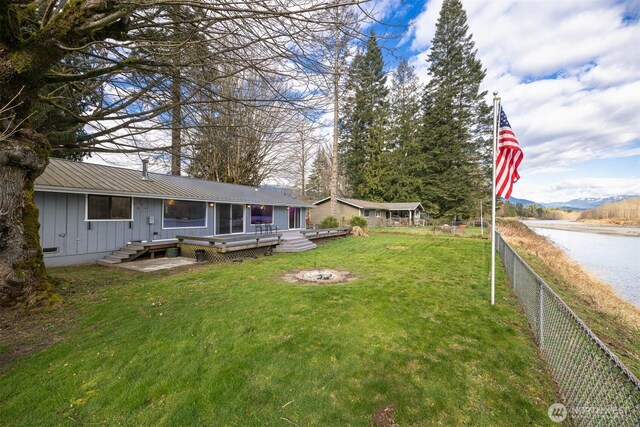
[0,0,371,306]
[311,3,362,216]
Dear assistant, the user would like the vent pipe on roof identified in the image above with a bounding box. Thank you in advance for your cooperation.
[142,159,149,180]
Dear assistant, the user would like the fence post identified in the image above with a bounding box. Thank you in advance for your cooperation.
[538,280,544,349]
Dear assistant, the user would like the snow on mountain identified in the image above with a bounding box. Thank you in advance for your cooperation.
[504,195,639,210]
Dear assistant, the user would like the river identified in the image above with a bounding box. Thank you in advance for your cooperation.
[523,220,640,306]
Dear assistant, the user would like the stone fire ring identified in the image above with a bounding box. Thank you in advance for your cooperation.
[282,269,356,285]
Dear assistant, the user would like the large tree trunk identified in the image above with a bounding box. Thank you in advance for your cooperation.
[0,130,58,306]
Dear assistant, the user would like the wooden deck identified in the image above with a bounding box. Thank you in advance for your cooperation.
[300,227,349,240]
[176,233,282,253]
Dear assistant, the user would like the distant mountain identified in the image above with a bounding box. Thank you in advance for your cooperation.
[506,197,538,206]
[544,195,639,210]
[503,195,639,210]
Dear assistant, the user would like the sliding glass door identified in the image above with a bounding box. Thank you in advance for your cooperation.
[289,207,301,229]
[216,203,244,234]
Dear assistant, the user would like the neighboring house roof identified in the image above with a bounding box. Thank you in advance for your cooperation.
[314,196,388,210]
[385,202,424,211]
[314,197,422,211]
[35,158,313,207]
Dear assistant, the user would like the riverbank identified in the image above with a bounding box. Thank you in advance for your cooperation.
[498,219,640,375]
[524,219,640,237]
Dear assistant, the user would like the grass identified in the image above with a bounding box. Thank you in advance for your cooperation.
[0,232,559,426]
[498,219,640,375]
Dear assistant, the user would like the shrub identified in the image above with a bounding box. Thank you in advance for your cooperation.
[320,216,339,229]
[349,216,368,228]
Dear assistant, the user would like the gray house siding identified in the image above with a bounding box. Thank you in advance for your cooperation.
[37,192,214,266]
[36,192,306,267]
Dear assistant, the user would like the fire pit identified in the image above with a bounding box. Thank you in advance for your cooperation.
[283,269,356,285]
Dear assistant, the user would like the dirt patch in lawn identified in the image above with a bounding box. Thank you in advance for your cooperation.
[0,302,76,369]
[371,405,399,427]
[282,269,356,285]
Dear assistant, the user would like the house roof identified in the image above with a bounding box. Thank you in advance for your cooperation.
[314,197,421,211]
[35,158,313,207]
[385,202,424,211]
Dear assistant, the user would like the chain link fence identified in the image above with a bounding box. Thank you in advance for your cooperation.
[496,232,640,426]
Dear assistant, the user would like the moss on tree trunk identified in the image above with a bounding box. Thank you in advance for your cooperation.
[0,129,60,307]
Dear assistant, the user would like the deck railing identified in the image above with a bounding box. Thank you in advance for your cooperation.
[495,232,640,426]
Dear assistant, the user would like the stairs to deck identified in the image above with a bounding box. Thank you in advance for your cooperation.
[97,243,146,266]
[274,232,317,253]
[97,241,178,266]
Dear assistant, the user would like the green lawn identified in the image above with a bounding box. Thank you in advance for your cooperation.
[0,232,558,425]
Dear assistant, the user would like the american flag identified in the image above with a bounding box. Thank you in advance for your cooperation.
[495,107,523,199]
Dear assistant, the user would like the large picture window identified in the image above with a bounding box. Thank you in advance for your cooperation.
[87,195,132,220]
[163,199,207,228]
[250,205,273,225]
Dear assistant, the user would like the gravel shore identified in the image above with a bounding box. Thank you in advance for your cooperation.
[524,220,640,237]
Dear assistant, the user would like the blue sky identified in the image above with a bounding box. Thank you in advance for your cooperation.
[374,0,640,202]
[87,0,640,203]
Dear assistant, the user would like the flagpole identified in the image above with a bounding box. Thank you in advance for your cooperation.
[491,92,501,305]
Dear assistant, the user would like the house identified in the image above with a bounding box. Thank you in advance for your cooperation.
[310,197,424,227]
[34,158,313,267]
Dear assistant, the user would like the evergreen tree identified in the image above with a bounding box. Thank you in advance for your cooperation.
[307,146,332,201]
[384,59,423,201]
[340,31,389,200]
[418,0,492,218]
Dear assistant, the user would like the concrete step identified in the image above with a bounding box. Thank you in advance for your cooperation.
[97,259,121,266]
[281,238,308,244]
[280,243,317,251]
[276,246,316,253]
[280,239,313,246]
[276,241,317,252]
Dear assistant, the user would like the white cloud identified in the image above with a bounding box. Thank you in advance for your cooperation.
[516,177,640,203]
[407,0,640,200]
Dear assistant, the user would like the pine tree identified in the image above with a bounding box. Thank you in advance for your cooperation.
[307,146,332,201]
[418,0,492,218]
[340,31,389,201]
[384,59,423,201]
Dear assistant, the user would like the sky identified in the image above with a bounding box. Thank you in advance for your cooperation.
[85,0,640,204]
[379,0,640,202]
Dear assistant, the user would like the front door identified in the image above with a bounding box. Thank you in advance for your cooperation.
[289,207,301,229]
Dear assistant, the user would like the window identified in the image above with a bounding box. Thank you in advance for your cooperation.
[363,209,370,217]
[375,210,381,218]
[87,195,132,220]
[250,205,273,225]
[163,199,207,228]
[216,203,244,234]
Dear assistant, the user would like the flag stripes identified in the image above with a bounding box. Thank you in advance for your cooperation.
[495,108,522,199]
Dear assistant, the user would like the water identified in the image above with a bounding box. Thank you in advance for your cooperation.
[524,221,640,306]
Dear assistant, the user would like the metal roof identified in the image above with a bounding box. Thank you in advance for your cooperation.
[35,158,313,207]
[315,197,421,211]
[385,202,424,211]
[337,197,389,210]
